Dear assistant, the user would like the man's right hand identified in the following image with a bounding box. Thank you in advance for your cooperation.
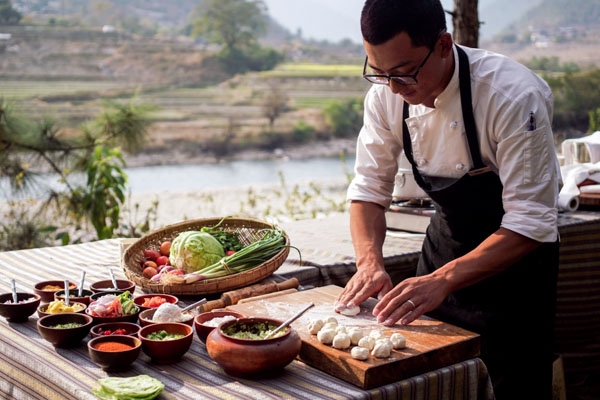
[335,266,393,312]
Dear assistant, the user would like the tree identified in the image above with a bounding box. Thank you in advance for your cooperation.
[261,82,288,129]
[0,0,21,25]
[191,0,267,53]
[449,0,479,48]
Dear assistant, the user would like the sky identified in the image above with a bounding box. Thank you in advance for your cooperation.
[262,0,455,44]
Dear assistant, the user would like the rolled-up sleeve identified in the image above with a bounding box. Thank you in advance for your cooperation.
[346,88,403,209]
[493,88,560,242]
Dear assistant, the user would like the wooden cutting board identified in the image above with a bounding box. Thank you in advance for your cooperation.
[228,285,480,389]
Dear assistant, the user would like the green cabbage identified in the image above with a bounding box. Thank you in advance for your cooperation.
[93,375,163,400]
[169,231,225,273]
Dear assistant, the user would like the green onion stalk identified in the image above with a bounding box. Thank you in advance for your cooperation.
[179,229,299,284]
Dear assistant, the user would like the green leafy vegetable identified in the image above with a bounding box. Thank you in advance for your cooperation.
[92,375,164,400]
[169,231,225,274]
[200,218,243,252]
[117,291,138,315]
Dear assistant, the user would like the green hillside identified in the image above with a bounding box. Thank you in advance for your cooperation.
[512,0,600,31]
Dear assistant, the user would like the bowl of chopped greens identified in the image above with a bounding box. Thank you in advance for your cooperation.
[206,317,301,377]
[37,312,93,347]
[138,322,193,364]
[0,293,41,322]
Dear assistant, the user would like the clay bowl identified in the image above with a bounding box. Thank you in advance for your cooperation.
[90,279,135,294]
[0,293,41,322]
[54,289,93,306]
[37,312,93,348]
[34,281,77,303]
[89,290,125,302]
[138,322,193,364]
[194,311,245,344]
[37,301,87,319]
[206,317,301,377]
[88,335,142,371]
[85,307,140,326]
[139,308,195,327]
[90,322,141,338]
[133,294,178,312]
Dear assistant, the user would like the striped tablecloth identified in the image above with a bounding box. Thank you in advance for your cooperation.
[0,239,494,400]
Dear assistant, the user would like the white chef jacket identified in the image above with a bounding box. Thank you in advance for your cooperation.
[347,44,560,243]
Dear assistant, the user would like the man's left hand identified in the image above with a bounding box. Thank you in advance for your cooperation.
[373,273,451,326]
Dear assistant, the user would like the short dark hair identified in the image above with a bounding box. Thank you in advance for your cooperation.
[361,0,446,47]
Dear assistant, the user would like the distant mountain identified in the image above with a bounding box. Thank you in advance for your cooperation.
[509,0,600,31]
[478,0,543,38]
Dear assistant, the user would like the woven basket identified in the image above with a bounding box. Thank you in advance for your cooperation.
[122,217,290,295]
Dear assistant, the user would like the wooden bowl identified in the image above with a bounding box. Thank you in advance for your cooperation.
[88,335,141,371]
[37,313,93,348]
[54,289,93,306]
[34,281,77,303]
[90,322,141,338]
[85,307,140,325]
[139,308,195,327]
[133,294,178,312]
[90,280,135,294]
[205,317,301,377]
[138,322,193,364]
[194,311,245,344]
[0,293,41,322]
[37,301,87,319]
[89,290,124,302]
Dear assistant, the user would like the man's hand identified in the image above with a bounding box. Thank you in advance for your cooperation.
[335,267,393,312]
[373,273,451,326]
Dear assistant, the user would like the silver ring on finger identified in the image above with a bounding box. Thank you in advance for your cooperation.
[406,299,416,311]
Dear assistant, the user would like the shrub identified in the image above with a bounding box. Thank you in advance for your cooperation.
[323,98,364,138]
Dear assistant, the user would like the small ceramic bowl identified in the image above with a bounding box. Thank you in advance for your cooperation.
[89,290,124,302]
[88,335,141,371]
[34,281,77,303]
[90,280,135,294]
[0,293,41,322]
[206,317,301,377]
[37,301,87,319]
[37,312,93,348]
[138,322,193,364]
[133,294,178,312]
[54,289,93,306]
[85,307,140,325]
[194,311,245,344]
[139,308,195,327]
[90,322,141,338]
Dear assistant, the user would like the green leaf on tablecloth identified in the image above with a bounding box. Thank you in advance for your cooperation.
[93,375,164,400]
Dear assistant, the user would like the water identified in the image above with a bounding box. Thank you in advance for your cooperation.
[0,156,356,201]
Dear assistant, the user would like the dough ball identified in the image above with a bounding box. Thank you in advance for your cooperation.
[351,346,369,360]
[335,325,347,335]
[348,327,363,345]
[339,305,361,316]
[358,335,376,351]
[308,319,325,335]
[369,330,386,340]
[371,341,392,358]
[376,338,393,348]
[390,333,407,349]
[317,328,336,345]
[323,322,337,331]
[325,317,338,326]
[332,333,351,349]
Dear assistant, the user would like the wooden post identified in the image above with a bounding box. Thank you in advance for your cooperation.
[452,0,480,48]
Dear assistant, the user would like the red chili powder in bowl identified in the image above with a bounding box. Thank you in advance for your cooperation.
[94,342,134,352]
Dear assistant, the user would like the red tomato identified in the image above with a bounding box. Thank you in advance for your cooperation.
[142,296,167,308]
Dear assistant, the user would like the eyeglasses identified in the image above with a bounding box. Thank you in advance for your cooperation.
[363,32,442,86]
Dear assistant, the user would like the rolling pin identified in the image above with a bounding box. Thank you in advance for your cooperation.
[196,278,299,312]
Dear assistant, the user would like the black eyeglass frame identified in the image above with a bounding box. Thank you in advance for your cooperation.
[362,32,444,86]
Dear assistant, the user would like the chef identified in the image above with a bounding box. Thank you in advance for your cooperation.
[335,0,561,398]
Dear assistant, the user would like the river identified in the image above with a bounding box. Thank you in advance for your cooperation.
[0,156,356,201]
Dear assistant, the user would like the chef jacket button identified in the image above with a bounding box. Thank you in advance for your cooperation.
[450,120,458,128]
[418,159,427,166]
[456,163,464,170]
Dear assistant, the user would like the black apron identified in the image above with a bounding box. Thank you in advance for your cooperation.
[402,45,559,400]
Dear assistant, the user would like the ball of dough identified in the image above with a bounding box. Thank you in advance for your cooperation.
[339,305,361,316]
[390,333,407,349]
[376,338,393,348]
[308,319,325,335]
[335,325,347,335]
[317,328,335,345]
[351,346,369,360]
[348,327,363,345]
[369,330,386,340]
[371,341,392,358]
[332,333,351,349]
[358,335,376,351]
[325,317,338,326]
[323,322,337,331]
